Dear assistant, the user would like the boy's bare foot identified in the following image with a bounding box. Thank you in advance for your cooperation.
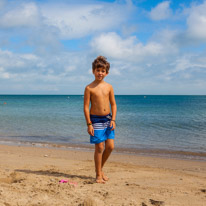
[102,172,109,181]
[96,177,106,184]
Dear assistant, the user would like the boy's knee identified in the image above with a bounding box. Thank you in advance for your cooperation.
[95,144,104,153]
[106,144,114,152]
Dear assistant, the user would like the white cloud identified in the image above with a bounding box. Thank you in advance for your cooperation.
[0,49,40,72]
[90,32,175,62]
[0,48,91,86]
[40,2,129,39]
[0,67,10,79]
[20,54,38,61]
[157,53,206,83]
[173,56,192,72]
[187,1,206,41]
[109,68,121,76]
[0,0,131,41]
[0,2,40,28]
[150,1,171,21]
[64,65,76,72]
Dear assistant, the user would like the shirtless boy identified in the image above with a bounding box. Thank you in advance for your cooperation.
[84,56,117,183]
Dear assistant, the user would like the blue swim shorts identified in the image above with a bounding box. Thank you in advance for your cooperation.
[90,113,115,144]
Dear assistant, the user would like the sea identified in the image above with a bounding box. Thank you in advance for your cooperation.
[0,95,206,160]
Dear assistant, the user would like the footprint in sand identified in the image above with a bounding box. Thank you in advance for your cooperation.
[125,182,140,187]
[83,180,94,185]
[79,198,97,206]
[149,199,165,206]
[200,189,206,193]
[0,172,24,184]
[4,203,11,206]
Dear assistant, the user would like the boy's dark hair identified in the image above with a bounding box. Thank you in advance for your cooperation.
[92,56,110,73]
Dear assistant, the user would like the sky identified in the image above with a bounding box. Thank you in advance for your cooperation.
[0,0,206,95]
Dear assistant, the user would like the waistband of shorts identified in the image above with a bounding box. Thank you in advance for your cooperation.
[90,113,111,118]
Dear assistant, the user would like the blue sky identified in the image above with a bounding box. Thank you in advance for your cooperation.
[0,0,206,94]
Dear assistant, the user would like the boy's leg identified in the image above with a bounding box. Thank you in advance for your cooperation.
[102,139,114,167]
[101,139,114,180]
[94,142,105,183]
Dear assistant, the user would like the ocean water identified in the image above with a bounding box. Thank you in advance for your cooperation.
[0,95,206,159]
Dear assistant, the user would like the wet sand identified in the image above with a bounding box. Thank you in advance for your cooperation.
[0,144,206,206]
[1,139,206,161]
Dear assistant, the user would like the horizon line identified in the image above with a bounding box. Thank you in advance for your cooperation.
[0,94,206,96]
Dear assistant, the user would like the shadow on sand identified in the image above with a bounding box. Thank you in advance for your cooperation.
[15,169,95,182]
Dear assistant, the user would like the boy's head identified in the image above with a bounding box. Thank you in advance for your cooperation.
[92,56,110,74]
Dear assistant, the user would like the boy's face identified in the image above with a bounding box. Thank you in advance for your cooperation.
[93,67,108,81]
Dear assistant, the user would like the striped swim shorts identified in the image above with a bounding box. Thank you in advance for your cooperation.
[90,113,115,144]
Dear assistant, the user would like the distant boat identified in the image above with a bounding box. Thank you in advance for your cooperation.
[144,96,146,98]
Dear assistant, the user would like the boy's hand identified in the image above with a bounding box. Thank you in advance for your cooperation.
[87,125,94,136]
[110,120,116,130]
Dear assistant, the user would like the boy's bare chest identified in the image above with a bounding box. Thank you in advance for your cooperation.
[90,87,110,98]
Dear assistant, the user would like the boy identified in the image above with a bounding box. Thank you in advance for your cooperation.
[84,56,117,184]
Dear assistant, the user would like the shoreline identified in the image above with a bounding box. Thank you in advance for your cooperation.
[0,139,206,162]
[0,144,206,206]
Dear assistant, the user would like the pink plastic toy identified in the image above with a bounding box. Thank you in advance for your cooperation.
[59,179,77,187]
[59,179,68,183]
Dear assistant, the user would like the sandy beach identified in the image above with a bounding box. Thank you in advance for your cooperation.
[0,144,206,206]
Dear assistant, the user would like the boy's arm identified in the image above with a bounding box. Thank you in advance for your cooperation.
[84,86,94,136]
[109,86,117,130]
[84,86,91,124]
